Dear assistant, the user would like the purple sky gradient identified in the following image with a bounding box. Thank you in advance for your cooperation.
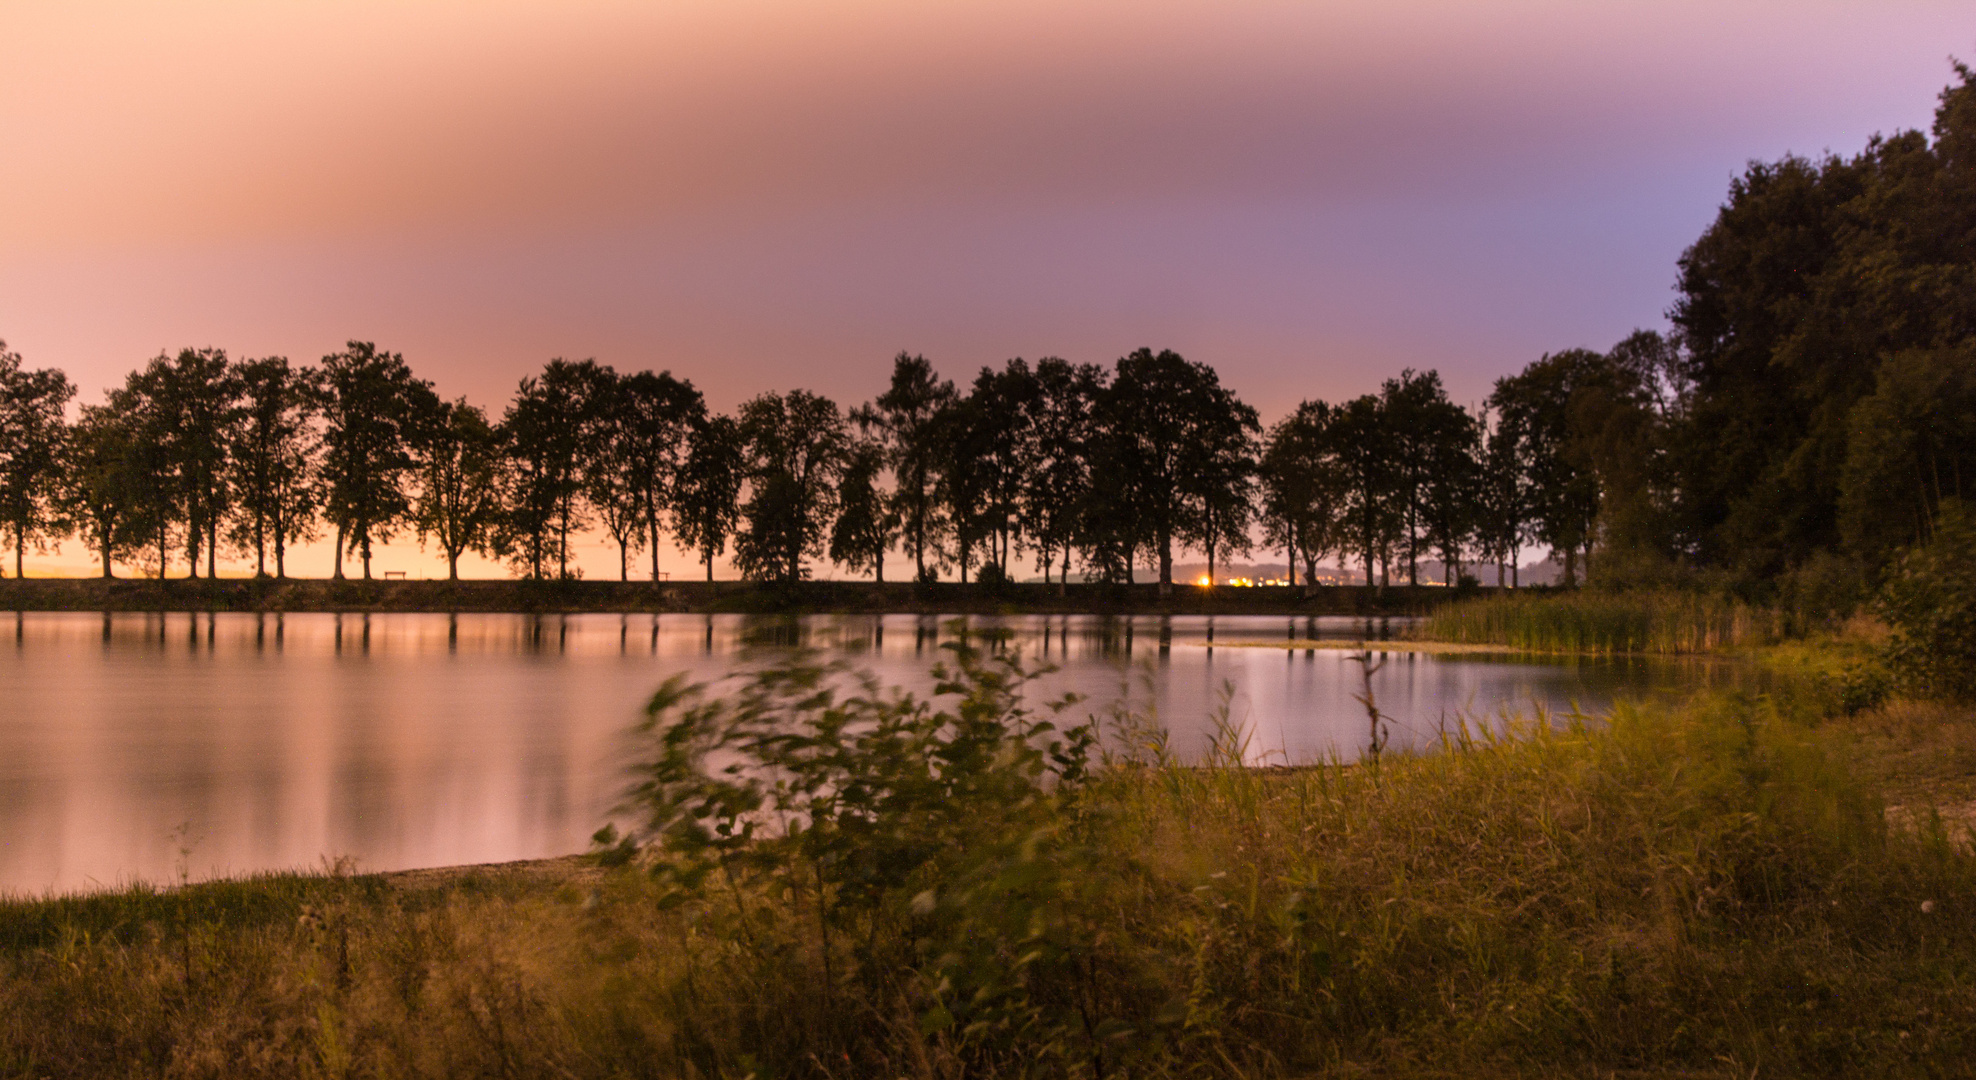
[2,1,1971,577]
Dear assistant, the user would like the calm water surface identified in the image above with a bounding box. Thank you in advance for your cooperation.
[0,611,1731,894]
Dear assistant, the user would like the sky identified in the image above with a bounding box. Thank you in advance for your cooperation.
[2,0,1972,579]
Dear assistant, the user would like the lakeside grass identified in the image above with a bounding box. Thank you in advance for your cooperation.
[2,675,1971,1076]
[1420,589,1782,655]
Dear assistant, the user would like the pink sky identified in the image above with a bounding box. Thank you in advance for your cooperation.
[3,1,1971,578]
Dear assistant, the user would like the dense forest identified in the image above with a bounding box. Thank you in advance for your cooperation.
[0,67,1970,594]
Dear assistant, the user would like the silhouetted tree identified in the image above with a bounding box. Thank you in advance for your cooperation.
[63,402,143,577]
[1261,402,1341,588]
[1104,348,1256,592]
[1378,369,1473,585]
[415,398,502,580]
[932,392,995,583]
[1417,393,1483,585]
[1328,393,1402,588]
[673,413,745,581]
[1182,383,1260,586]
[598,370,703,581]
[872,353,955,582]
[228,356,319,578]
[966,360,1040,579]
[830,429,895,581]
[1475,403,1537,586]
[0,344,75,577]
[318,341,437,580]
[1021,357,1104,588]
[734,390,848,583]
[499,358,599,579]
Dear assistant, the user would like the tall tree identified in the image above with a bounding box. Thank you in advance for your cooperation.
[0,345,75,577]
[1475,403,1537,587]
[829,431,895,582]
[733,390,849,583]
[932,391,994,583]
[1260,402,1341,589]
[599,370,703,581]
[414,398,503,580]
[318,341,438,580]
[1327,393,1402,588]
[574,365,644,580]
[227,356,319,578]
[1181,385,1261,587]
[964,360,1039,580]
[498,358,598,579]
[1103,348,1257,592]
[673,413,745,581]
[63,402,143,577]
[1020,357,1105,588]
[1668,64,1976,573]
[1418,397,1484,585]
[1489,351,1602,587]
[1379,369,1473,585]
[1839,344,1976,558]
[872,353,955,582]
[121,348,238,578]
[114,355,195,577]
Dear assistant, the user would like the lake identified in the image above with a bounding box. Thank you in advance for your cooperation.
[0,610,1726,894]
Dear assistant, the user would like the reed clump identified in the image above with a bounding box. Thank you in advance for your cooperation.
[0,650,1970,1077]
[1420,588,1781,654]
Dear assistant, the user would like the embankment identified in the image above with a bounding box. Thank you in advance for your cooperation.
[0,577,1474,616]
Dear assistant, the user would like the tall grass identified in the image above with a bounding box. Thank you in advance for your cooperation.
[1421,588,1781,653]
[0,661,1970,1076]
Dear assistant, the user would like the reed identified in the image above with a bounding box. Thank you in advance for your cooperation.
[1420,588,1781,654]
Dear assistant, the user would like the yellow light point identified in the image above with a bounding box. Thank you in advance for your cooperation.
[1196,575,1213,587]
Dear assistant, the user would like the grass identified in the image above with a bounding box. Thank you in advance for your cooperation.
[1419,588,1782,654]
[1,658,1972,1076]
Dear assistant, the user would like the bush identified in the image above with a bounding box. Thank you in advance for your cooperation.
[1879,499,1976,699]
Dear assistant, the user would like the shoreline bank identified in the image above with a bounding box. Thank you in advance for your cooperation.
[0,577,1488,616]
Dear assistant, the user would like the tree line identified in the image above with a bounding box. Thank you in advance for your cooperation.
[0,335,1671,590]
[3,66,1969,591]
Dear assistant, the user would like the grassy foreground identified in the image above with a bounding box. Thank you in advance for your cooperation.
[2,671,1972,1077]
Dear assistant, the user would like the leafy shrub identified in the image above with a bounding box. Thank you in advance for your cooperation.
[1879,499,1976,699]
[606,641,1136,1075]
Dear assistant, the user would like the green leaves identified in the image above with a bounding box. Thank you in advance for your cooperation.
[1878,498,1976,699]
[616,639,1132,1070]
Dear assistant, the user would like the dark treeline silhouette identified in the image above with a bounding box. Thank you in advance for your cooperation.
[2,68,1970,590]
[0,334,1734,593]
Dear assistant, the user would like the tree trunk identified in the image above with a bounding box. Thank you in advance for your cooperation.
[1157,527,1173,595]
[15,533,23,579]
[650,513,662,582]
[706,551,714,582]
[449,548,460,581]
[620,541,628,582]
[208,518,217,579]
[1562,548,1576,588]
[333,524,346,579]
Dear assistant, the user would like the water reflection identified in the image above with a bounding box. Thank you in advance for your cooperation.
[0,611,1719,895]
